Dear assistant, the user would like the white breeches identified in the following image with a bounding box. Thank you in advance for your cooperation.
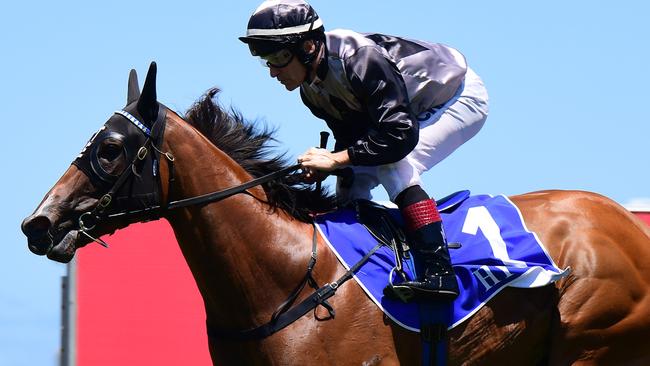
[336,67,489,202]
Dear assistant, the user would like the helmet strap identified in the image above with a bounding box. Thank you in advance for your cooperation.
[299,40,325,84]
[295,39,321,65]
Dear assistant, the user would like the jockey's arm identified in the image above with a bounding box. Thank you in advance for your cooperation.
[344,46,418,166]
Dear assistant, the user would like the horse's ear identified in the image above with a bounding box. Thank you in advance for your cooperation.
[127,69,140,105]
[136,62,158,125]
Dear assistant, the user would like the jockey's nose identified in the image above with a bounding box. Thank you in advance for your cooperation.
[22,214,53,255]
[269,66,281,78]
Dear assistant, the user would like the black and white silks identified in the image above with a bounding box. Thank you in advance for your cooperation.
[300,29,468,166]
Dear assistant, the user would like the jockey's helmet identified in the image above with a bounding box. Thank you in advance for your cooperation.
[239,0,325,66]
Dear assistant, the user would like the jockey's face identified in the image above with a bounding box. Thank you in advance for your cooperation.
[268,54,306,91]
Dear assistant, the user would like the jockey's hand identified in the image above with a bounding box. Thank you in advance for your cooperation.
[299,168,329,184]
[297,148,350,172]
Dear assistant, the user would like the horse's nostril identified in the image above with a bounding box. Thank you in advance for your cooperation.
[22,215,52,239]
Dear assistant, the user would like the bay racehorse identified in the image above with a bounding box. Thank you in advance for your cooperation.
[22,63,650,365]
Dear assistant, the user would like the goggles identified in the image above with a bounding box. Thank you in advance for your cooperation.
[259,49,294,68]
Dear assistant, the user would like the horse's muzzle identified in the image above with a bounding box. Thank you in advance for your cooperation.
[22,214,54,255]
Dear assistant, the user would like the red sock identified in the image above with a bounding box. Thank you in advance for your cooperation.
[400,199,441,232]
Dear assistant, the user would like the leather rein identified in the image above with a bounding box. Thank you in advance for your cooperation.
[75,106,383,342]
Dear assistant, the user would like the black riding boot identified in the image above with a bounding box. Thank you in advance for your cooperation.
[391,221,459,301]
[386,188,459,302]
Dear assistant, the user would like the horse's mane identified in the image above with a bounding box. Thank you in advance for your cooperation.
[183,88,337,222]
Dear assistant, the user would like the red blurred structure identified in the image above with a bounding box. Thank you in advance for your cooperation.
[61,220,211,366]
[635,211,650,226]
[60,208,650,365]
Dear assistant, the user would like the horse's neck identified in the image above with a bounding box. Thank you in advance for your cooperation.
[160,115,315,329]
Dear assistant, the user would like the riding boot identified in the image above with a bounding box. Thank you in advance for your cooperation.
[385,197,459,302]
[393,221,459,300]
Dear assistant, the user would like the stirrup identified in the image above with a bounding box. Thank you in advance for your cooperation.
[384,266,416,303]
[383,283,416,303]
[384,268,459,303]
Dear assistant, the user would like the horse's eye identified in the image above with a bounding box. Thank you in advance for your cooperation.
[98,141,123,161]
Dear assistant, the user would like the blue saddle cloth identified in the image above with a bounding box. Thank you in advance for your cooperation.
[315,191,569,332]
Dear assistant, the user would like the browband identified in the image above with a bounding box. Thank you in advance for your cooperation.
[114,110,152,136]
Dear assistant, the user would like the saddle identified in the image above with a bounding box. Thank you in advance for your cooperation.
[354,200,409,250]
[352,200,413,287]
[354,191,470,239]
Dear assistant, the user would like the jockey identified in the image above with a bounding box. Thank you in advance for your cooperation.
[240,0,489,301]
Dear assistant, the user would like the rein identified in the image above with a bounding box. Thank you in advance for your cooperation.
[108,163,302,220]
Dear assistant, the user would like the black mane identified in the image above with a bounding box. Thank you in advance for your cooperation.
[183,88,337,222]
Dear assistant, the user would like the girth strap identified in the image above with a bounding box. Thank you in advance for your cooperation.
[270,226,321,323]
[206,231,384,342]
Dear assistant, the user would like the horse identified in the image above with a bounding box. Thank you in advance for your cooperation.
[21,63,650,365]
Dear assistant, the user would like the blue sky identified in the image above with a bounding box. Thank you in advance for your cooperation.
[1,1,649,364]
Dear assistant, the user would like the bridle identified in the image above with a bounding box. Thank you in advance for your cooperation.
[75,104,301,246]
